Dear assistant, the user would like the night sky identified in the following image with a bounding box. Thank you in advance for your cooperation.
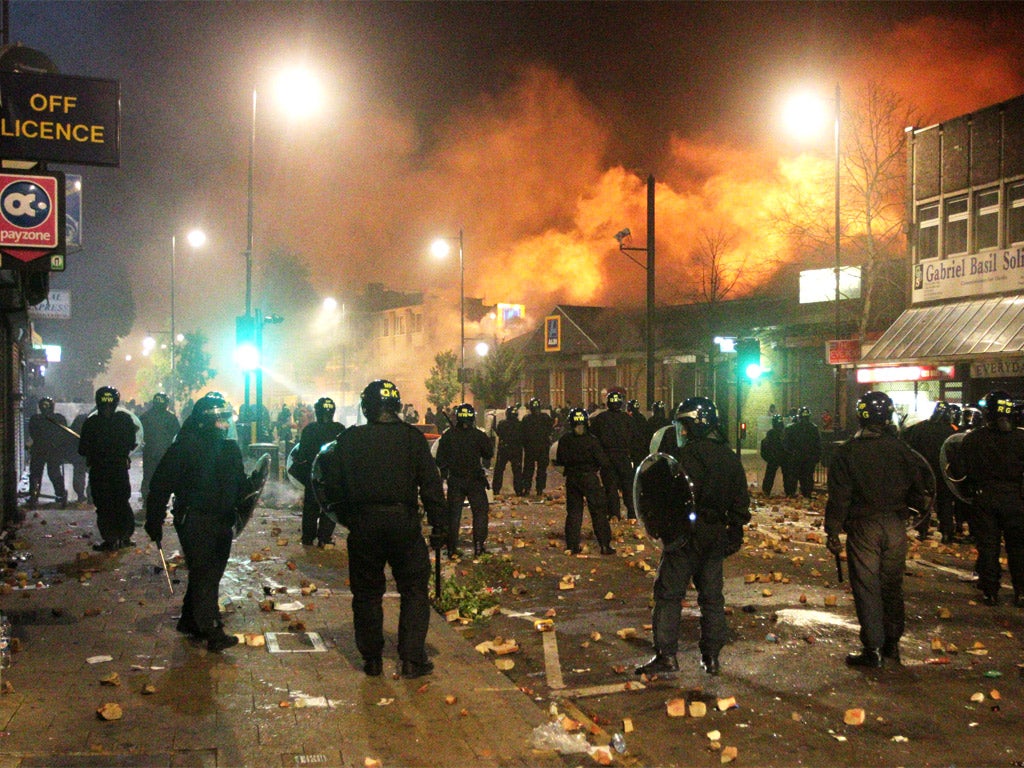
[10,1,1024,403]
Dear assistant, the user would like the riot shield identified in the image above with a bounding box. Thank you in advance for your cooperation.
[632,452,696,546]
[939,431,973,504]
[233,453,270,537]
[907,447,937,532]
[309,440,350,526]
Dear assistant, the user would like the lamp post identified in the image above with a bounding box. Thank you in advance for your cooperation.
[170,228,206,409]
[832,84,842,431]
[613,174,656,408]
[431,229,466,400]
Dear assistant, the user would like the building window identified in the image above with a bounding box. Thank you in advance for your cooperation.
[973,188,1000,252]
[397,314,406,336]
[917,202,939,260]
[943,195,968,256]
[412,313,422,334]
[550,370,565,407]
[1008,181,1024,246]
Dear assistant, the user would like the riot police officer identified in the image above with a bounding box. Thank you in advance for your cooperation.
[27,397,71,508]
[636,397,750,677]
[760,414,787,497]
[903,401,956,542]
[960,391,1024,607]
[78,387,138,551]
[826,391,931,667]
[521,397,554,496]
[145,392,247,651]
[139,392,180,505]
[493,405,524,496]
[436,403,493,558]
[554,407,615,555]
[311,380,447,678]
[591,390,643,520]
[783,406,822,498]
[294,397,345,547]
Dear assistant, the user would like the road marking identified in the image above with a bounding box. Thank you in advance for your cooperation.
[542,628,565,689]
[551,681,647,699]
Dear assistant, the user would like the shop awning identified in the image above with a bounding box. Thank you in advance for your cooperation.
[860,296,1024,365]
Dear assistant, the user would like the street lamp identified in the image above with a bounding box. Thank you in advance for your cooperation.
[783,85,842,429]
[242,66,323,435]
[430,229,466,400]
[613,173,656,408]
[170,228,206,408]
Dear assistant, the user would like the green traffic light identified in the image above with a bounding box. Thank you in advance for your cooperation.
[744,363,762,380]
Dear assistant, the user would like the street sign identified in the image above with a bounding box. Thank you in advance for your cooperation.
[27,289,70,319]
[826,339,861,365]
[0,71,120,166]
[0,171,64,263]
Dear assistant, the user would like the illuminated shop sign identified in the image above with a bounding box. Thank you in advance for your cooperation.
[856,366,956,383]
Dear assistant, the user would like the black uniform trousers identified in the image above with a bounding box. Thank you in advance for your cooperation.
[176,512,234,636]
[302,484,337,546]
[347,506,431,665]
[564,470,611,552]
[601,453,636,519]
[492,445,523,495]
[785,458,817,498]
[973,496,1024,599]
[29,451,66,503]
[522,446,549,494]
[845,514,907,650]
[90,464,135,544]
[652,524,726,658]
[761,462,781,496]
[445,475,490,552]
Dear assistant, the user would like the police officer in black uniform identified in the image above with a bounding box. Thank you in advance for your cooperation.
[826,391,931,667]
[311,380,447,678]
[760,413,787,497]
[78,387,138,551]
[27,397,71,508]
[554,407,615,555]
[293,397,345,547]
[436,403,494,558]
[783,406,822,498]
[493,405,525,496]
[903,401,957,542]
[645,401,670,450]
[139,392,180,505]
[591,390,643,520]
[521,397,554,496]
[636,397,750,677]
[145,392,246,652]
[960,391,1024,607]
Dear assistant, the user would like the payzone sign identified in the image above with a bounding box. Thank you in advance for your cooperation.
[0,172,63,262]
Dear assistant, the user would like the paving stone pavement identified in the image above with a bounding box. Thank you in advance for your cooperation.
[0,488,562,768]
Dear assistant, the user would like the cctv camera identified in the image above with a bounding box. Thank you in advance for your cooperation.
[613,228,631,244]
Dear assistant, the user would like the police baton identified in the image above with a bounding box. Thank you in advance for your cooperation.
[157,544,174,595]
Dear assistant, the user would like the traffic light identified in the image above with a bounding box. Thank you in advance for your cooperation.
[736,338,762,381]
[235,314,259,371]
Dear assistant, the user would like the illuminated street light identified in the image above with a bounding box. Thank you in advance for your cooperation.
[170,227,206,407]
[783,84,842,430]
[431,229,466,399]
[475,341,490,358]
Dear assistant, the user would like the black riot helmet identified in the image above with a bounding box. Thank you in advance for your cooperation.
[38,397,54,415]
[568,407,589,429]
[527,397,542,412]
[961,405,984,430]
[314,397,336,423]
[505,404,520,420]
[606,389,625,411]
[981,390,1014,431]
[771,413,785,430]
[856,391,894,427]
[929,401,950,424]
[95,386,120,415]
[626,398,640,415]
[454,402,475,427]
[651,401,666,420]
[192,391,232,434]
[151,392,170,410]
[360,379,402,422]
[674,397,719,439]
[798,406,811,421]
[947,403,962,427]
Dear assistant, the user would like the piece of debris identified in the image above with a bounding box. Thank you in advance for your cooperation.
[96,702,123,721]
[970,692,985,703]
[666,698,688,717]
[100,673,120,686]
[689,701,708,718]
[364,758,383,768]
[495,658,515,671]
[141,684,157,695]
[615,628,637,640]
[720,746,738,764]
[717,696,737,712]
[844,708,866,725]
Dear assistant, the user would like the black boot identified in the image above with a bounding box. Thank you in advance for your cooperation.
[701,653,720,676]
[401,659,434,679]
[635,653,678,676]
[599,544,616,555]
[881,640,901,665]
[176,615,203,638]
[845,647,882,668]
[363,657,383,677]
[207,630,239,652]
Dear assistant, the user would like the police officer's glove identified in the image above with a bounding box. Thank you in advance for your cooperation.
[144,518,163,546]
[826,533,843,556]
[429,525,447,550]
[724,523,744,557]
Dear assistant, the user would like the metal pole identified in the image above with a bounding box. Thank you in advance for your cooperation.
[170,234,176,407]
[646,174,656,409]
[244,87,257,418]
[833,84,842,429]
[459,228,465,401]
[256,308,263,443]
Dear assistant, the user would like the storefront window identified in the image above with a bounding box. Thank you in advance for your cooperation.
[1008,181,1024,246]
[943,195,968,256]
[973,188,999,252]
[917,202,939,260]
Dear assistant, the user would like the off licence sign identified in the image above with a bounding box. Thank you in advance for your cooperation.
[0,172,62,262]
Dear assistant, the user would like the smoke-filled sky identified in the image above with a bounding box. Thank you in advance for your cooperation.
[11,0,1024,403]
